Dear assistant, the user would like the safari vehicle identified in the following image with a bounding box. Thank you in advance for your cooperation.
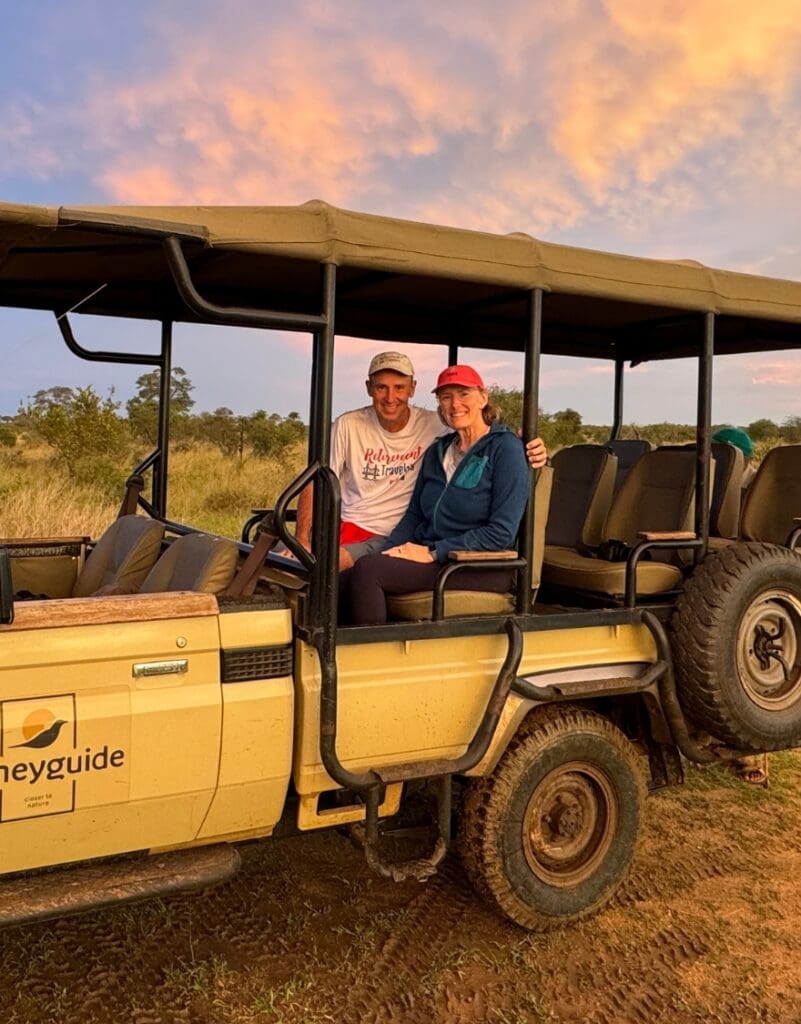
[2,200,801,932]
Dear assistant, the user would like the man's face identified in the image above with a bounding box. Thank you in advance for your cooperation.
[366,370,416,430]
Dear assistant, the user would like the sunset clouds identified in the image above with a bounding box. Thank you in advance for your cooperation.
[6,0,801,253]
[75,2,801,244]
[4,0,801,421]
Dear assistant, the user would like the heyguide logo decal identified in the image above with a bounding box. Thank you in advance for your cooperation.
[12,709,68,749]
[0,694,126,822]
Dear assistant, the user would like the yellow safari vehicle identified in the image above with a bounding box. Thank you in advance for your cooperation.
[2,200,801,931]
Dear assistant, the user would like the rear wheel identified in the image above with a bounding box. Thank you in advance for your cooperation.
[458,706,645,930]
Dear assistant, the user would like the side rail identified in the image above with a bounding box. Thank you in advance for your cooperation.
[624,531,704,608]
[431,552,526,621]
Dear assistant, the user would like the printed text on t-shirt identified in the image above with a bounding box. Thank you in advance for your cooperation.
[362,445,423,482]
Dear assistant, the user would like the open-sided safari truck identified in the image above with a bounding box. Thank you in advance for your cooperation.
[2,200,801,931]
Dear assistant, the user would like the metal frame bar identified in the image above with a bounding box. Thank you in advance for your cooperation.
[516,288,542,613]
[695,313,714,560]
[611,358,624,440]
[163,236,327,332]
[56,312,171,517]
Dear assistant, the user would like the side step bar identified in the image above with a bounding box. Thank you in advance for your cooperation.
[0,844,240,928]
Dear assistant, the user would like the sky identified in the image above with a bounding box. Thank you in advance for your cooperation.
[4,0,801,427]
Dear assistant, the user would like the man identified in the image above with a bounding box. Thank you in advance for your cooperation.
[296,351,547,569]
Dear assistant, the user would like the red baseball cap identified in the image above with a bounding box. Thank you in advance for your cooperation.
[432,364,486,392]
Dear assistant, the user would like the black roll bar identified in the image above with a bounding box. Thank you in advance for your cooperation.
[57,312,164,368]
[694,313,714,562]
[517,287,543,614]
[162,236,328,333]
[55,312,171,518]
[610,358,624,440]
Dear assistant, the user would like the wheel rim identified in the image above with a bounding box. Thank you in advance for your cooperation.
[522,761,618,887]
[737,589,801,711]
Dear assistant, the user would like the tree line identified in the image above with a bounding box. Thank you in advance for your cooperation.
[3,374,795,475]
[3,368,307,475]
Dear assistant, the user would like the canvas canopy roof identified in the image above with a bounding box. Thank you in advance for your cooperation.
[1,199,801,362]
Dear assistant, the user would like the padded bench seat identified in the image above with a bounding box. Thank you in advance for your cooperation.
[541,545,682,596]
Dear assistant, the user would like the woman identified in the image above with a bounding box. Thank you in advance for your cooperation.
[345,364,531,624]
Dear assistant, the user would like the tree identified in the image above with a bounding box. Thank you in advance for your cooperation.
[782,416,801,444]
[545,408,584,448]
[747,418,780,442]
[28,385,78,412]
[192,407,242,457]
[126,366,194,445]
[26,385,127,473]
[246,410,307,458]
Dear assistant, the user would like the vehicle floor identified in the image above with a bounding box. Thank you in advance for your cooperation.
[2,754,801,1024]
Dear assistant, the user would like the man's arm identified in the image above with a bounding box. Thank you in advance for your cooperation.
[296,482,313,549]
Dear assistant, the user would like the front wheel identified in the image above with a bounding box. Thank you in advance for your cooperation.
[458,706,646,930]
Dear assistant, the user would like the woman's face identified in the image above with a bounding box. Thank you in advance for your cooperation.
[436,385,488,431]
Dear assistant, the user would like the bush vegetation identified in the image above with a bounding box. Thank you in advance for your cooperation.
[0,374,793,541]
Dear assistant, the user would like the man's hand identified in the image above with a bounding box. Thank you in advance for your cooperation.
[339,546,354,571]
[525,436,547,469]
[383,542,434,563]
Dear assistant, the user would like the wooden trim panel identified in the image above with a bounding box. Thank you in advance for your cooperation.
[1,592,218,632]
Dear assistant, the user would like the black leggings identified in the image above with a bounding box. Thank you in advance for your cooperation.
[344,553,514,625]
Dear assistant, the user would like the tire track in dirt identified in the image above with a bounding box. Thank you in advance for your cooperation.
[337,857,475,1024]
[580,924,714,1024]
[616,836,750,908]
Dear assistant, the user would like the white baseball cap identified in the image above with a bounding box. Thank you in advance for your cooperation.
[368,351,415,378]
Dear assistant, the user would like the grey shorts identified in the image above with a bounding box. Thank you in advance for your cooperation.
[343,534,388,563]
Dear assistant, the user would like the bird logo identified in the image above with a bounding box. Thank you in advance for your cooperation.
[12,709,68,749]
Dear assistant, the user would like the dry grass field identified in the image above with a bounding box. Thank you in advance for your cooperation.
[0,440,306,540]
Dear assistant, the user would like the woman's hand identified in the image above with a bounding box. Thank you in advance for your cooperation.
[525,436,547,469]
[383,542,434,563]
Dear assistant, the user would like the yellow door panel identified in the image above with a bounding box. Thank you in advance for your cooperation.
[0,602,222,874]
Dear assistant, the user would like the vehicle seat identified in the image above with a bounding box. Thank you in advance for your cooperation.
[541,449,698,597]
[139,533,240,594]
[545,444,617,551]
[739,445,801,544]
[661,442,743,539]
[607,439,652,494]
[386,465,554,620]
[72,515,165,597]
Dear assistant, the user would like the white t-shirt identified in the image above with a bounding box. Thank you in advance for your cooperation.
[330,405,445,536]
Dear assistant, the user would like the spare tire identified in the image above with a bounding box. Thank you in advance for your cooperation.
[672,542,801,751]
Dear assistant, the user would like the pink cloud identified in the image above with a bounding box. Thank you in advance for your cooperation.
[548,0,801,196]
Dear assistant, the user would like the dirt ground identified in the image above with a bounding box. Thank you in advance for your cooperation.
[3,755,801,1024]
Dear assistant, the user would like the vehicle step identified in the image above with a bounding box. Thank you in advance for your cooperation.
[0,844,240,928]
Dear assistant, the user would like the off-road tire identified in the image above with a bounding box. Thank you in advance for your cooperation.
[673,542,801,751]
[457,705,646,930]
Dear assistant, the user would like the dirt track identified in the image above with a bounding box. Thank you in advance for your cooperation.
[3,755,801,1024]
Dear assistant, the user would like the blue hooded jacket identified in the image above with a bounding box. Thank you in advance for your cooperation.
[384,423,530,562]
